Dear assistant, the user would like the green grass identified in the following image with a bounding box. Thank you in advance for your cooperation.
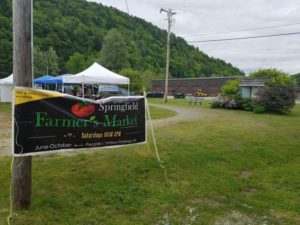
[147,97,214,109]
[0,103,11,114]
[0,102,299,224]
[148,105,177,119]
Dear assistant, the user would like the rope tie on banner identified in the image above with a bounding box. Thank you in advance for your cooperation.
[145,96,168,181]
[14,117,25,164]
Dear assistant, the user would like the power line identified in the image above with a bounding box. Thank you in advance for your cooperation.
[185,22,300,37]
[125,0,130,15]
[124,0,135,31]
[123,0,143,71]
[188,31,300,43]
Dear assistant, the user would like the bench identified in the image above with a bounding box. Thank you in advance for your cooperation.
[186,96,203,105]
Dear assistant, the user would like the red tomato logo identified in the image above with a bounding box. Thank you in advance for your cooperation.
[71,103,95,118]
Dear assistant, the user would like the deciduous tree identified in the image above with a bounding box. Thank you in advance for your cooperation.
[34,46,59,76]
[65,52,86,74]
[249,68,295,86]
[100,29,129,71]
[119,68,142,93]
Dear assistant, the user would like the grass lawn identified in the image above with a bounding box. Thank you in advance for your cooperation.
[148,97,214,109]
[0,103,11,114]
[0,100,299,224]
[148,105,177,119]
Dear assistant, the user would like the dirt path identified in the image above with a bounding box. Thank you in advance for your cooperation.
[0,104,202,157]
[149,103,203,127]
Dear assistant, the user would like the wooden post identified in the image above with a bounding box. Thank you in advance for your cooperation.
[163,9,171,103]
[160,8,176,103]
[12,0,33,210]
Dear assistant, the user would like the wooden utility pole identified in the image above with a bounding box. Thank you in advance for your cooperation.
[12,0,33,209]
[160,8,176,103]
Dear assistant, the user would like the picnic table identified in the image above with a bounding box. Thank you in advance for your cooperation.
[186,96,203,105]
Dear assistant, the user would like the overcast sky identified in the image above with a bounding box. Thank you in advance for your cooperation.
[89,0,300,75]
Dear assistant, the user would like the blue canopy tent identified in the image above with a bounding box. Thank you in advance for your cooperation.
[41,74,73,85]
[34,74,76,92]
[50,74,76,93]
[33,75,54,85]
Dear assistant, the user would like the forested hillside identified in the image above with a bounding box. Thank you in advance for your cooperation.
[0,0,244,79]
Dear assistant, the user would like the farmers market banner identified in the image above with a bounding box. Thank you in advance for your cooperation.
[13,87,146,156]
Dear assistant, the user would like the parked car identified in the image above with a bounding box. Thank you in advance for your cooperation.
[173,92,185,99]
[146,92,164,98]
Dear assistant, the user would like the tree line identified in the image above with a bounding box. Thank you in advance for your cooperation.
[0,0,244,89]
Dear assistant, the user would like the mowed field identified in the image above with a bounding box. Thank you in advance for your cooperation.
[0,100,299,225]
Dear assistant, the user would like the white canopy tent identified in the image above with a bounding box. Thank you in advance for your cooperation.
[0,73,13,85]
[0,74,13,102]
[63,63,130,97]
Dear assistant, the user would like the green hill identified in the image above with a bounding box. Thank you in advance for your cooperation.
[0,0,244,78]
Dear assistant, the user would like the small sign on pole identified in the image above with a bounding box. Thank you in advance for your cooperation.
[13,87,146,156]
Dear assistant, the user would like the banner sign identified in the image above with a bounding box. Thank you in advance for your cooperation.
[13,87,146,156]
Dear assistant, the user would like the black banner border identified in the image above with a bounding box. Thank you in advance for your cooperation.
[12,87,147,157]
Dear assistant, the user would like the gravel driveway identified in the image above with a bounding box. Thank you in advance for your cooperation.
[148,103,202,127]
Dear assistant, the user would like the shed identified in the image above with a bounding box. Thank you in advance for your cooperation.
[239,78,265,98]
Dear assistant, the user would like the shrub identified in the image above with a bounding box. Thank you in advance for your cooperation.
[239,99,253,111]
[249,68,295,86]
[217,96,239,109]
[211,101,221,108]
[254,85,296,113]
[220,78,241,99]
[253,106,266,114]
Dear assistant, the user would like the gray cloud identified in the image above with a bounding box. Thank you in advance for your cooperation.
[89,0,300,75]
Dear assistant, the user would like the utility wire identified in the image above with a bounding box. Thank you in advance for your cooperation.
[188,31,300,43]
[125,0,130,15]
[124,0,135,39]
[184,22,300,37]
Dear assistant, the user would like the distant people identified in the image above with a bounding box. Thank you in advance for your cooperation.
[85,87,92,99]
[72,86,83,97]
[72,87,77,96]
[76,86,83,97]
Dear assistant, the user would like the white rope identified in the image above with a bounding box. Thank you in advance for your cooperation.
[145,99,162,162]
[144,95,168,181]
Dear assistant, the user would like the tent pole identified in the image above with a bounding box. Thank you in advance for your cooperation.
[82,82,84,98]
[92,84,95,100]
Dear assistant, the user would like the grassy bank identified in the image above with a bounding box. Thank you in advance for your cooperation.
[0,102,299,224]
